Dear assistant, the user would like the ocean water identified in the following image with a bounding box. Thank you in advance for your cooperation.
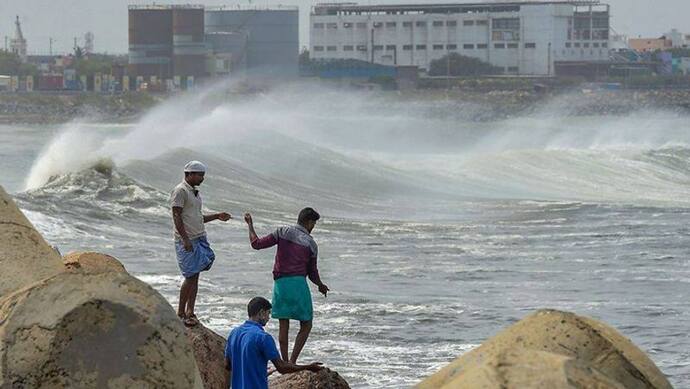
[1,85,689,388]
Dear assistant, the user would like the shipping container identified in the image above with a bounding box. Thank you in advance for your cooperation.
[37,75,63,91]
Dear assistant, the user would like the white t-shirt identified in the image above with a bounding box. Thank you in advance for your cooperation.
[170,180,206,241]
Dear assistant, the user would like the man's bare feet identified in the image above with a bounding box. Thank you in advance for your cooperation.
[180,313,199,327]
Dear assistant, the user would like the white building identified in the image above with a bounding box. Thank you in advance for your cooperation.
[310,1,611,75]
[665,29,689,48]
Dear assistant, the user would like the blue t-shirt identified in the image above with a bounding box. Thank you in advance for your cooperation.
[225,320,280,389]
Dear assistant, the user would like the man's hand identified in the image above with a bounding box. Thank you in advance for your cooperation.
[306,362,323,372]
[318,283,330,298]
[244,213,253,225]
[218,212,232,222]
[183,239,193,252]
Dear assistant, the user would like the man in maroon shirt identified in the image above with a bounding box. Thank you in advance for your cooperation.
[244,208,329,364]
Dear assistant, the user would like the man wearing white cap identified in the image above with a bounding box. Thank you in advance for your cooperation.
[171,160,231,327]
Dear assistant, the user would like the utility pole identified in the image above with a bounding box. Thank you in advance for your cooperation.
[49,37,53,56]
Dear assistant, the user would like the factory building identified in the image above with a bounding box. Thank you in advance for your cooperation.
[310,0,611,75]
[128,5,207,81]
[205,7,299,77]
[128,4,299,84]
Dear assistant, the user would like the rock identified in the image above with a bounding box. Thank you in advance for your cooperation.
[416,309,672,389]
[0,185,204,388]
[270,368,350,389]
[0,185,64,296]
[185,323,228,389]
[63,251,127,273]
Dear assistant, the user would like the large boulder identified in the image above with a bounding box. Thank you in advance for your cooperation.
[63,251,127,273]
[185,323,228,389]
[0,185,203,388]
[0,186,63,296]
[270,368,350,389]
[416,309,672,389]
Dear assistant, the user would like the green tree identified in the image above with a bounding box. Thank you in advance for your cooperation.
[429,53,501,77]
[73,54,124,76]
[0,51,38,76]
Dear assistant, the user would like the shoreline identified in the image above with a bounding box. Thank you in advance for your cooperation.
[3,87,690,125]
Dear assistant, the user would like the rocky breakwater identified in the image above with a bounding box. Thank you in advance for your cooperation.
[417,309,673,389]
[0,184,350,389]
[0,185,203,388]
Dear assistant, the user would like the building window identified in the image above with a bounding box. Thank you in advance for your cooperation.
[433,44,444,50]
[463,20,475,26]
[386,22,396,28]
[447,21,457,27]
[583,43,590,48]
[507,43,518,49]
[356,45,367,51]
[373,45,384,50]
[507,66,519,73]
[566,42,572,48]
[493,31,519,41]
[327,46,337,51]
[403,45,412,50]
[403,21,412,27]
[593,42,599,48]
[343,22,352,28]
[386,45,396,50]
[343,45,354,51]
[463,44,474,49]
[494,43,505,49]
[433,21,444,27]
[525,43,536,48]
[601,42,608,48]
[415,21,426,27]
[326,23,337,29]
[416,44,427,50]
[313,46,324,51]
[313,23,324,29]
[492,18,520,30]
[574,42,581,48]
[477,43,488,49]
[373,22,383,28]
[447,44,458,50]
[356,22,367,28]
[476,20,488,26]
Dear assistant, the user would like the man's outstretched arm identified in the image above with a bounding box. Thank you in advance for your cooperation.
[244,213,278,250]
[271,358,323,374]
[203,212,232,223]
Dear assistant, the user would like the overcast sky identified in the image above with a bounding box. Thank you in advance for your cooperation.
[0,0,687,55]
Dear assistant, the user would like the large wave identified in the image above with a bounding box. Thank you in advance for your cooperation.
[22,83,690,208]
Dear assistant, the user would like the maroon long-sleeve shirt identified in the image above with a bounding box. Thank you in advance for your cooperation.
[251,224,322,285]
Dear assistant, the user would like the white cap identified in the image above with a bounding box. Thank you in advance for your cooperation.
[184,160,207,173]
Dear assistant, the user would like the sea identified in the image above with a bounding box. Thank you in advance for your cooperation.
[1,84,688,388]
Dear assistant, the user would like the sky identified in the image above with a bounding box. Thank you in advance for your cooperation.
[0,0,687,55]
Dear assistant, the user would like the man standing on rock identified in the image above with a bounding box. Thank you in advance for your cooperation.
[244,208,329,364]
[171,160,231,327]
[225,297,323,389]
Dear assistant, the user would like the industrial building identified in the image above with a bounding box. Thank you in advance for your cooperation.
[310,0,611,76]
[206,7,299,77]
[128,4,299,86]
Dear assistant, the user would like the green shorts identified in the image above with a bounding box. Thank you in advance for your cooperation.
[272,276,313,322]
